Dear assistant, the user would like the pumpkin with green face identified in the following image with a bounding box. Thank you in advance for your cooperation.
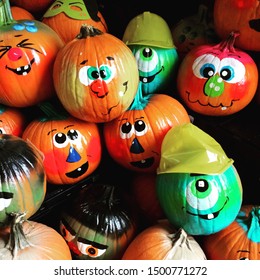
[53,25,139,123]
[0,0,64,108]
[103,85,190,173]
[177,32,258,116]
[0,134,46,227]
[59,183,138,260]
[156,123,243,235]
[22,102,102,185]
[122,11,179,96]
[0,104,27,136]
[203,205,260,260]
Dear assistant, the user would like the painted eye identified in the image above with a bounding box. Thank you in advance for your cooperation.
[120,122,134,139]
[186,178,219,210]
[193,54,219,79]
[134,119,148,136]
[134,47,159,73]
[53,132,69,148]
[76,242,107,258]
[60,222,76,242]
[0,128,7,134]
[219,57,245,83]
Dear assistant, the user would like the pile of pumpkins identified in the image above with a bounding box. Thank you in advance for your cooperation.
[0,0,260,260]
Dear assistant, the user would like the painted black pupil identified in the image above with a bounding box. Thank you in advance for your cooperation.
[88,247,96,255]
[134,120,146,132]
[143,47,152,58]
[195,179,209,192]
[67,129,78,140]
[121,122,132,133]
[55,133,66,144]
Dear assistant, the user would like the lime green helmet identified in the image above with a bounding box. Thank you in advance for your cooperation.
[122,11,175,49]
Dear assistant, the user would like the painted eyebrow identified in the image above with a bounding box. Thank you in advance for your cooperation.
[64,125,74,129]
[47,128,57,136]
[237,250,250,253]
[77,237,108,249]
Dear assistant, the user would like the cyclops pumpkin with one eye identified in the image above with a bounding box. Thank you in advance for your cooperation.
[203,205,260,260]
[0,0,64,108]
[0,134,47,227]
[103,85,190,173]
[177,32,258,116]
[156,123,243,235]
[122,11,179,96]
[22,102,102,185]
[53,24,139,123]
[60,183,138,260]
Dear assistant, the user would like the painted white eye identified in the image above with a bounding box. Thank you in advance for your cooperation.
[135,47,159,73]
[120,121,134,139]
[76,242,107,258]
[186,179,219,210]
[134,119,148,136]
[0,127,7,134]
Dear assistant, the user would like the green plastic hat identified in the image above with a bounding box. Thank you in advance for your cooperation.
[122,11,175,49]
[157,123,234,175]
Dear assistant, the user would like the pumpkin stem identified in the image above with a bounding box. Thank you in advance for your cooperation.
[0,0,17,26]
[37,101,69,120]
[76,24,103,39]
[246,206,260,243]
[217,31,240,53]
[6,212,32,258]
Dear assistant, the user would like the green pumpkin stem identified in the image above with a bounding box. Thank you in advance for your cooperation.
[128,82,153,110]
[76,24,103,39]
[0,0,17,26]
[6,212,32,258]
[37,101,69,120]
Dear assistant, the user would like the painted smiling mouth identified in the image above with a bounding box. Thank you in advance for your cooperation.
[65,161,89,178]
[139,66,164,84]
[0,192,13,211]
[130,157,154,168]
[5,57,35,76]
[185,197,229,220]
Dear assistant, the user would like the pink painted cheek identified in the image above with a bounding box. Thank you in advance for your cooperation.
[86,137,102,163]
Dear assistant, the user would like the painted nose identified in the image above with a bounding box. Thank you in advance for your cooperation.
[7,47,23,61]
[130,138,144,154]
[67,146,81,163]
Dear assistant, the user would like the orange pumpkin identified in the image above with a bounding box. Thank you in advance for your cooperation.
[177,32,258,116]
[22,102,102,185]
[103,87,190,173]
[0,0,64,108]
[0,215,72,260]
[202,204,260,260]
[10,6,35,20]
[0,104,27,136]
[42,0,108,44]
[53,25,139,123]
[10,0,53,15]
[214,0,260,51]
[122,219,207,260]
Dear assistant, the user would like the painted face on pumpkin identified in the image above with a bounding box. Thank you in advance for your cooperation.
[0,22,42,77]
[129,46,178,95]
[60,219,109,259]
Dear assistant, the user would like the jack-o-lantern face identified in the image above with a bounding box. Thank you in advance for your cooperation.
[214,0,260,51]
[22,116,102,185]
[53,25,139,123]
[59,184,137,260]
[177,32,258,116]
[156,166,243,235]
[0,2,64,107]
[103,91,190,173]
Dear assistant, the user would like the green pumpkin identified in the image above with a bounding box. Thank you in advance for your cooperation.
[0,134,46,226]
[59,183,138,260]
[156,165,243,235]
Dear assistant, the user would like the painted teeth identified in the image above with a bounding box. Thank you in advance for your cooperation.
[0,198,12,211]
[207,213,214,219]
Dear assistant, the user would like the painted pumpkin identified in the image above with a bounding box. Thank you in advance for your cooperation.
[203,205,260,260]
[171,4,218,59]
[53,24,139,123]
[156,123,243,235]
[0,214,72,260]
[0,134,46,227]
[59,183,138,260]
[122,11,179,95]
[103,85,190,173]
[22,102,102,185]
[0,104,27,136]
[214,0,260,51]
[131,172,165,224]
[177,32,258,116]
[122,219,207,260]
[42,0,108,44]
[0,0,64,108]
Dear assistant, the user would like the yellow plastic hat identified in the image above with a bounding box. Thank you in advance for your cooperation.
[122,11,175,49]
[157,123,234,175]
